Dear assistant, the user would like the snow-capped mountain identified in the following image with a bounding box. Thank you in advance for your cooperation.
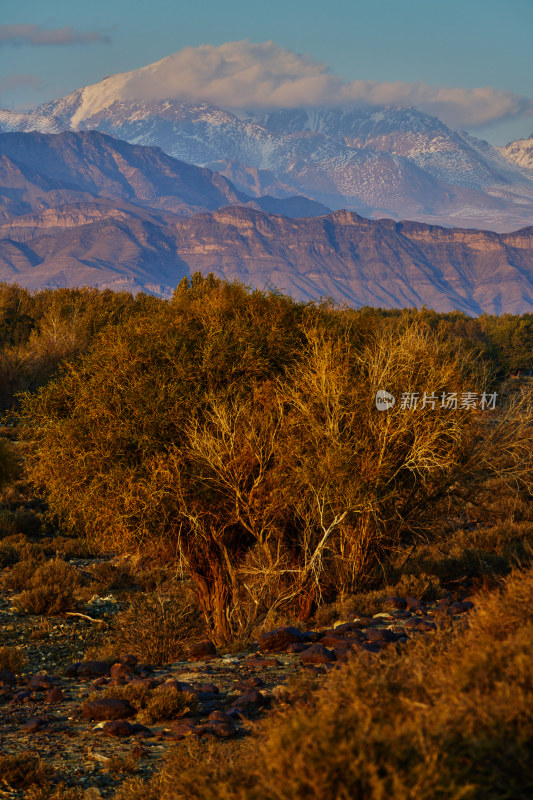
[498,134,533,172]
[1,59,533,231]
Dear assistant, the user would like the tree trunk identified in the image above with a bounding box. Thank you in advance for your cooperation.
[187,553,238,645]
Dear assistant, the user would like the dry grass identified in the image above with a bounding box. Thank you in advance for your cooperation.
[91,683,198,724]
[0,752,54,789]
[0,644,28,673]
[10,557,82,614]
[108,561,533,800]
[88,586,205,666]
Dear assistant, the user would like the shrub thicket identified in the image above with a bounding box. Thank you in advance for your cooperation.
[112,561,533,800]
[19,275,533,642]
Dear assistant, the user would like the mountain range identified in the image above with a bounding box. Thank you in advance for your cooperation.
[1,130,532,315]
[1,56,533,232]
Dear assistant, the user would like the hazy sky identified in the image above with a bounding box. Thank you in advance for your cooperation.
[1,0,532,144]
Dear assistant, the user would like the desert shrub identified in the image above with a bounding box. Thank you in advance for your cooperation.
[100,586,204,665]
[25,786,86,800]
[0,644,28,673]
[0,541,19,567]
[0,437,18,488]
[19,276,533,642]
[44,534,96,560]
[128,562,533,800]
[404,520,533,587]
[92,683,197,723]
[85,560,136,591]
[11,557,82,614]
[2,555,43,590]
[0,752,54,789]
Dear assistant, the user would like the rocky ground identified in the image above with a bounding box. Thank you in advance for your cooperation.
[0,560,476,799]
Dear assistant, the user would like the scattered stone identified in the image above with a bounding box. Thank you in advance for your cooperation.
[28,674,55,691]
[194,683,219,695]
[21,716,49,733]
[285,642,309,653]
[0,669,16,685]
[82,698,136,721]
[405,597,424,611]
[119,654,138,667]
[68,661,111,679]
[245,656,281,668]
[110,663,134,682]
[300,643,336,665]
[384,596,407,610]
[259,627,305,653]
[449,601,474,614]
[404,618,436,632]
[102,720,134,737]
[230,690,266,709]
[365,628,401,643]
[45,687,64,704]
[189,640,217,660]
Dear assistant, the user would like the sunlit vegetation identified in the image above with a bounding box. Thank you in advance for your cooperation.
[12,274,532,644]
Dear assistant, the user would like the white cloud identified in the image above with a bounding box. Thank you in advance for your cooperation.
[82,40,533,129]
[0,74,43,94]
[0,25,112,46]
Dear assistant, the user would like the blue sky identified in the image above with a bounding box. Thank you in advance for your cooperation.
[1,0,532,143]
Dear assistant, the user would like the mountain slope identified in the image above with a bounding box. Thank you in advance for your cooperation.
[1,63,532,231]
[0,130,330,220]
[498,134,533,172]
[1,201,532,315]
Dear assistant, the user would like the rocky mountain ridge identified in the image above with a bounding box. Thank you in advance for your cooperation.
[1,76,533,231]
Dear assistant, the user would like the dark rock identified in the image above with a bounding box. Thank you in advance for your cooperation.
[74,661,111,679]
[236,677,264,690]
[230,690,266,709]
[110,663,134,682]
[259,626,305,653]
[119,653,138,667]
[131,723,154,738]
[449,601,474,614]
[285,642,310,653]
[209,722,235,738]
[332,622,363,634]
[404,618,436,632]
[129,677,157,689]
[189,640,217,660]
[320,634,348,648]
[82,697,136,721]
[365,628,401,643]
[102,720,135,737]
[302,630,322,641]
[0,670,16,686]
[194,683,219,695]
[359,641,382,654]
[245,656,281,668]
[45,687,64,704]
[10,690,32,705]
[208,710,233,722]
[155,679,182,692]
[21,716,49,733]
[28,674,55,691]
[300,643,336,665]
[405,597,423,611]
[349,617,374,629]
[102,719,133,738]
[384,596,407,610]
